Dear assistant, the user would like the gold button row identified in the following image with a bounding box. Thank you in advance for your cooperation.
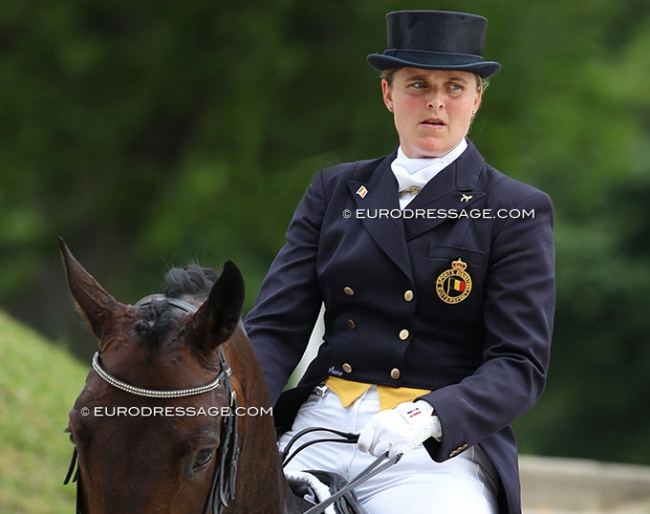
[344,287,414,302]
[449,443,469,457]
[340,363,401,381]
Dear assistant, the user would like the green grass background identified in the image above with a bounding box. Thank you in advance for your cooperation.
[0,310,88,513]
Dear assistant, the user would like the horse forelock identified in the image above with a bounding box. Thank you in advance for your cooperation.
[134,263,219,350]
[134,300,176,348]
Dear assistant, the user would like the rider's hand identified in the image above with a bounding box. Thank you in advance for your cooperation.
[357,401,442,458]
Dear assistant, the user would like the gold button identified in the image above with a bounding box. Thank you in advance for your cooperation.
[390,368,401,380]
[450,444,468,457]
[343,286,355,296]
[342,363,353,374]
[399,329,409,340]
[404,290,414,302]
[346,319,356,330]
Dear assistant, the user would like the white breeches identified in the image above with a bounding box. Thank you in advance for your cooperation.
[279,385,499,514]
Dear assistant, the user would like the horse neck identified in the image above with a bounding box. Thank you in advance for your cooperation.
[224,328,303,514]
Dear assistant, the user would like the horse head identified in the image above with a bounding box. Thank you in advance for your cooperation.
[60,238,246,514]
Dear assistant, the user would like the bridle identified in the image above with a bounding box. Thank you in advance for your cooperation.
[64,296,239,514]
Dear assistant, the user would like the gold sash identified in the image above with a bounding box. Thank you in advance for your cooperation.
[325,376,431,411]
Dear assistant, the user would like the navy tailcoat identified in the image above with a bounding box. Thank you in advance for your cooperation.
[244,141,555,514]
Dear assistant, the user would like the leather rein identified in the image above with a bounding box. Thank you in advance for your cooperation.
[281,427,401,514]
[64,296,239,514]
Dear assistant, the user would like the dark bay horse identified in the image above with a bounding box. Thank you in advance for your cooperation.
[60,239,312,513]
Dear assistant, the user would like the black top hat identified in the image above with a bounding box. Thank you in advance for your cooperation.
[367,10,501,78]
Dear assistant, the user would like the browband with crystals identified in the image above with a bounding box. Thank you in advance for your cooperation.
[90,295,230,398]
[91,351,226,398]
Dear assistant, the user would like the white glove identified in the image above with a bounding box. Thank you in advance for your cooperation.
[357,401,442,458]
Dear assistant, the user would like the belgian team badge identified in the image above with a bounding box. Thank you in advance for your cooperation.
[435,258,472,304]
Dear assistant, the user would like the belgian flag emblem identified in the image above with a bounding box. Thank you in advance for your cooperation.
[448,278,466,293]
[435,258,472,305]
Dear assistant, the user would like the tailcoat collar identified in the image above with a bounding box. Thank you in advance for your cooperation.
[347,141,486,275]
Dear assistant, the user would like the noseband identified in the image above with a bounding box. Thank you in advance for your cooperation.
[64,295,239,514]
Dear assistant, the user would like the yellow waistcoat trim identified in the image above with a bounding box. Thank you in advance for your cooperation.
[325,376,431,411]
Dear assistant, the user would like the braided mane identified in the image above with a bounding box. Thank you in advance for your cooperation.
[164,263,218,300]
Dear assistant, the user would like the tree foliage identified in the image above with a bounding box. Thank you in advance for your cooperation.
[2,0,650,464]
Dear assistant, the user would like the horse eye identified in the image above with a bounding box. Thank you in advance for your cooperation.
[193,449,214,471]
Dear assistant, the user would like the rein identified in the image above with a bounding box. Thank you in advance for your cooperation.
[64,296,239,514]
[281,427,401,514]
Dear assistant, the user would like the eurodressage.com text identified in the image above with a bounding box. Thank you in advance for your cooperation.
[80,406,273,418]
[341,208,536,220]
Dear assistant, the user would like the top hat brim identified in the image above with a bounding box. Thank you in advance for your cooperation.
[367,53,501,78]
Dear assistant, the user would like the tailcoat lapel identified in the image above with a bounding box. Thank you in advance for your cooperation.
[345,142,486,275]
[404,142,486,240]
[348,156,413,279]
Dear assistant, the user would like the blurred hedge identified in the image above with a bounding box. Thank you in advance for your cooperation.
[2,0,650,464]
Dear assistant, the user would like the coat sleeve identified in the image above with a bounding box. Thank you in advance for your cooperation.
[243,171,327,404]
[420,190,555,461]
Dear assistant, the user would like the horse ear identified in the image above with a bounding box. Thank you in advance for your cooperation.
[58,237,122,345]
[191,261,245,351]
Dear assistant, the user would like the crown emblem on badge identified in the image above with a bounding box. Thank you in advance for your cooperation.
[451,258,468,271]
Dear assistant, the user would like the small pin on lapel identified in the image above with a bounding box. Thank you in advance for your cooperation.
[356,185,368,198]
[399,185,421,197]
[460,194,473,203]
